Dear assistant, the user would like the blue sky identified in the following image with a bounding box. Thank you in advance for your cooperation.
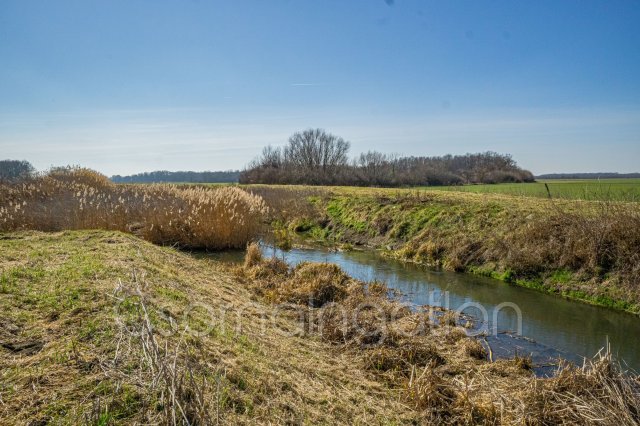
[1,0,639,175]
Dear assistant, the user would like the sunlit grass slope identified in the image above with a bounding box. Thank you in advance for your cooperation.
[0,230,417,424]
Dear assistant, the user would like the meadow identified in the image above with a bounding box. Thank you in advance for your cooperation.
[420,178,640,202]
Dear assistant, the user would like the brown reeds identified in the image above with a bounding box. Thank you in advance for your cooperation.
[502,202,640,289]
[0,167,268,249]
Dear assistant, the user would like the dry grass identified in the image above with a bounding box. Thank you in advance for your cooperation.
[0,231,422,424]
[0,167,267,249]
[243,185,325,223]
[503,202,640,287]
[243,242,263,269]
[2,231,639,424]
[240,245,640,425]
[461,339,487,360]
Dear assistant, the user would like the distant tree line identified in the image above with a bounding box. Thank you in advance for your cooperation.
[239,129,534,186]
[110,170,240,184]
[536,173,640,180]
[0,160,36,182]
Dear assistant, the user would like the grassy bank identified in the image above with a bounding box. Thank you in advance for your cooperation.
[247,185,640,314]
[0,231,420,424]
[3,231,639,424]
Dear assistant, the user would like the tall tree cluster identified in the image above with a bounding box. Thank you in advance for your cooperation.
[239,129,534,186]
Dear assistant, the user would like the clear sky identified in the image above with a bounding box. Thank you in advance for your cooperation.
[1,0,639,176]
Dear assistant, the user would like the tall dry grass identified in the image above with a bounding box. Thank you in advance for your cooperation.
[501,202,640,287]
[0,167,267,249]
[244,185,325,223]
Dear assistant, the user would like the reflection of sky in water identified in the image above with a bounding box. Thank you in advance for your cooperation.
[251,246,640,373]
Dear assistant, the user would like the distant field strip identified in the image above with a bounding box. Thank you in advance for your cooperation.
[421,179,640,201]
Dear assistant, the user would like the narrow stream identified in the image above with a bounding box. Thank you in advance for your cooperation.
[210,245,640,374]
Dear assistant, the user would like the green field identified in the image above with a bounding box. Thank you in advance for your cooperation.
[421,179,640,202]
[164,178,640,202]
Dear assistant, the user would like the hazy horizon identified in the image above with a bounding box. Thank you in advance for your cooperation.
[2,1,639,175]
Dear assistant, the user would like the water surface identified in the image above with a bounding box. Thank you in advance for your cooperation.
[210,245,640,373]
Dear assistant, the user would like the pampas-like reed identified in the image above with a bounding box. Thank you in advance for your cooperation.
[0,167,267,249]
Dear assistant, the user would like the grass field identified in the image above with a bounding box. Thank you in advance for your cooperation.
[168,178,640,202]
[420,178,640,202]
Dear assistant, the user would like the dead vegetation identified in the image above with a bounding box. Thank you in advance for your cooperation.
[94,278,219,424]
[2,173,640,423]
[243,185,325,223]
[0,167,267,249]
[1,231,639,424]
[238,245,640,425]
[503,202,640,286]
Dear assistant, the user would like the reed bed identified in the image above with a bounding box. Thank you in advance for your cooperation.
[0,167,267,249]
[239,245,640,425]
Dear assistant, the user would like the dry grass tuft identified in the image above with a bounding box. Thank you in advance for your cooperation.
[243,242,262,269]
[461,338,488,360]
[440,310,458,327]
[364,341,445,373]
[406,366,457,417]
[278,262,350,307]
[513,352,533,370]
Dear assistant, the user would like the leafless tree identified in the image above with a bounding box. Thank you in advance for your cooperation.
[0,160,36,182]
[239,132,534,187]
[283,129,350,181]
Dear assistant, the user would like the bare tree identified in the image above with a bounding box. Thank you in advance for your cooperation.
[357,151,389,185]
[0,160,36,182]
[283,129,350,182]
[238,132,534,186]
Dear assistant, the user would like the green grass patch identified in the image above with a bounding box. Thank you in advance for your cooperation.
[420,178,640,202]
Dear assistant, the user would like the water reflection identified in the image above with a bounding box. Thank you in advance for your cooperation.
[206,245,640,373]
